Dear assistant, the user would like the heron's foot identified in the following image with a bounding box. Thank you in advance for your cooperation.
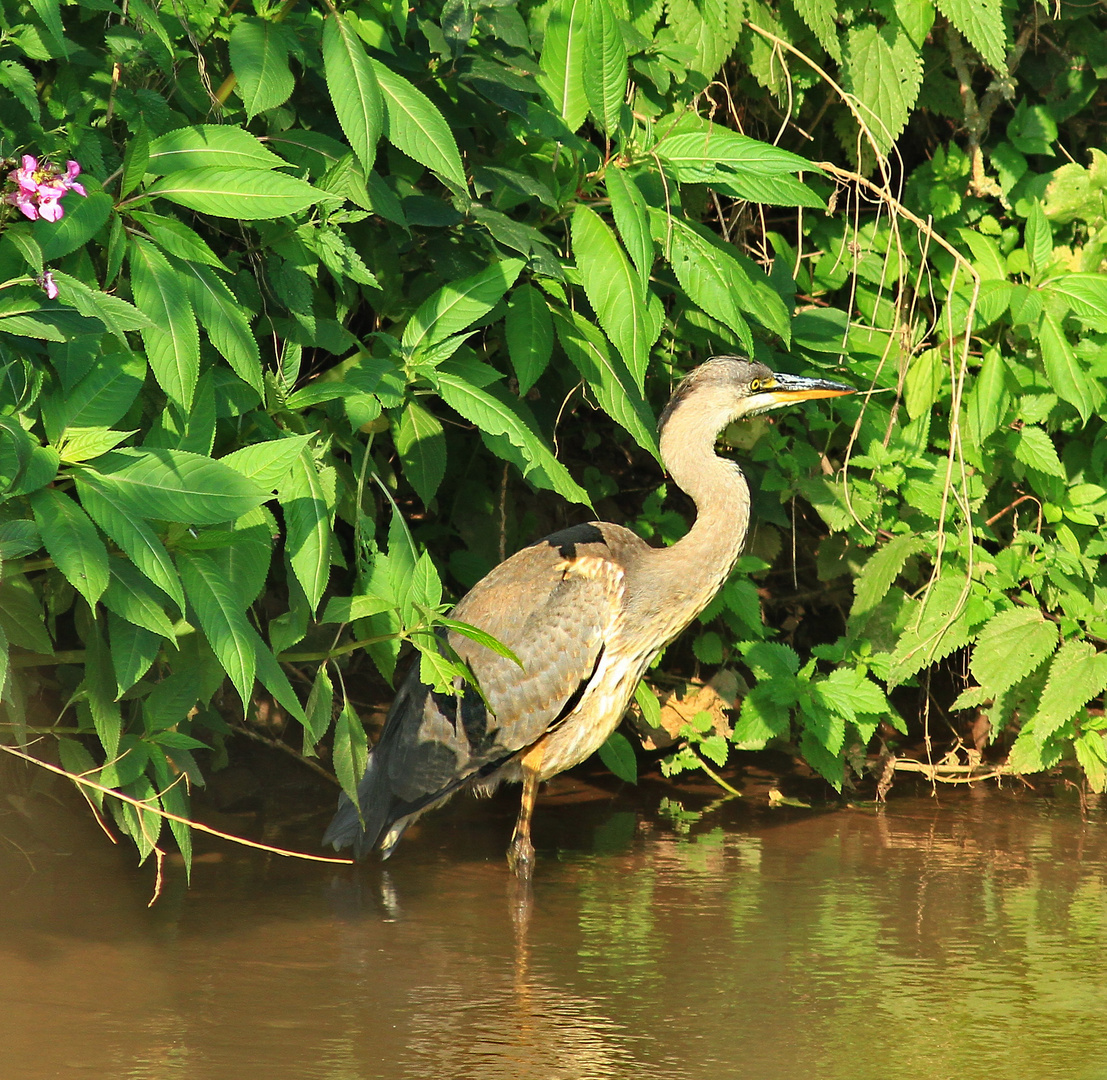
[506,833,536,878]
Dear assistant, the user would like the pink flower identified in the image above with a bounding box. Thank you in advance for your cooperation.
[4,155,88,223]
[37,271,58,300]
[63,161,86,197]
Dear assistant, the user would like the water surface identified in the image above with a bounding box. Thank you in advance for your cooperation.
[3,773,1107,1080]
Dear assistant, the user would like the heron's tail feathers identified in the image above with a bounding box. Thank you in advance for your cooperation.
[322,749,401,860]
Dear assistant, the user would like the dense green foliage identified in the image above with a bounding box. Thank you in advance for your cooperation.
[0,0,1105,868]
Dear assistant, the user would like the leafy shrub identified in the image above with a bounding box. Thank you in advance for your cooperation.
[1,0,1105,873]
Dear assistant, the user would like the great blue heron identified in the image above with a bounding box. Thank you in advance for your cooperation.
[324,356,854,874]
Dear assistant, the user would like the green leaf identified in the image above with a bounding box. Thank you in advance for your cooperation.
[1024,200,1053,273]
[90,447,271,524]
[147,125,288,173]
[966,348,1009,443]
[219,434,314,487]
[1034,640,1107,741]
[1014,425,1065,478]
[29,487,109,607]
[887,575,979,687]
[1037,311,1097,423]
[1042,273,1107,323]
[303,664,334,745]
[402,258,524,356]
[106,611,162,695]
[129,210,226,268]
[36,192,113,262]
[505,284,553,394]
[656,125,812,179]
[582,0,627,135]
[970,607,1059,696]
[323,12,383,174]
[75,470,185,609]
[395,399,446,507]
[145,168,324,219]
[128,235,199,414]
[101,557,178,638]
[903,348,944,420]
[40,349,146,441]
[605,168,652,290]
[178,549,256,710]
[120,124,150,199]
[250,626,305,722]
[230,17,295,120]
[49,271,154,342]
[369,57,467,189]
[661,215,748,350]
[434,373,590,506]
[1074,731,1107,794]
[552,305,659,459]
[793,0,841,61]
[175,258,263,396]
[332,700,369,805]
[597,729,637,783]
[278,447,334,613]
[535,0,589,132]
[841,24,923,157]
[572,205,658,390]
[935,0,1007,70]
[851,534,927,618]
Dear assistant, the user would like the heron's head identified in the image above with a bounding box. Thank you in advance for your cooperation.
[659,356,854,434]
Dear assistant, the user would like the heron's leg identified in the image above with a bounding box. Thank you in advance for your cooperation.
[507,745,544,877]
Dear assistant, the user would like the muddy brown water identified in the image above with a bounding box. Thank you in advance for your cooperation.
[4,771,1107,1080]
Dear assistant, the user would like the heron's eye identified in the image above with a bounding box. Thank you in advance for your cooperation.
[749,378,762,391]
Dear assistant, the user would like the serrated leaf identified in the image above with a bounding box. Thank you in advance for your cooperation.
[970,606,1058,697]
[130,210,226,268]
[128,236,199,414]
[278,448,334,613]
[121,124,150,199]
[146,168,324,219]
[597,729,637,783]
[106,611,162,695]
[403,258,524,355]
[1014,425,1065,478]
[30,487,110,607]
[505,284,553,393]
[582,0,627,135]
[323,13,383,174]
[554,305,659,458]
[966,348,1009,444]
[535,0,589,132]
[1024,200,1052,273]
[572,205,657,390]
[147,125,288,173]
[605,168,652,291]
[793,0,841,61]
[101,557,177,639]
[369,57,466,189]
[437,618,522,666]
[332,700,368,803]
[1042,273,1107,323]
[434,373,590,506]
[1075,731,1107,794]
[887,575,978,687]
[851,534,927,618]
[75,471,185,609]
[395,399,446,506]
[49,271,153,342]
[935,0,1007,70]
[842,24,922,156]
[219,434,314,487]
[178,549,256,710]
[303,664,334,745]
[1033,640,1107,741]
[1037,311,1097,423]
[89,447,271,523]
[656,126,812,179]
[174,258,263,395]
[230,16,295,120]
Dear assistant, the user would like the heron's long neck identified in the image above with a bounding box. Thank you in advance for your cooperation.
[632,408,750,641]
